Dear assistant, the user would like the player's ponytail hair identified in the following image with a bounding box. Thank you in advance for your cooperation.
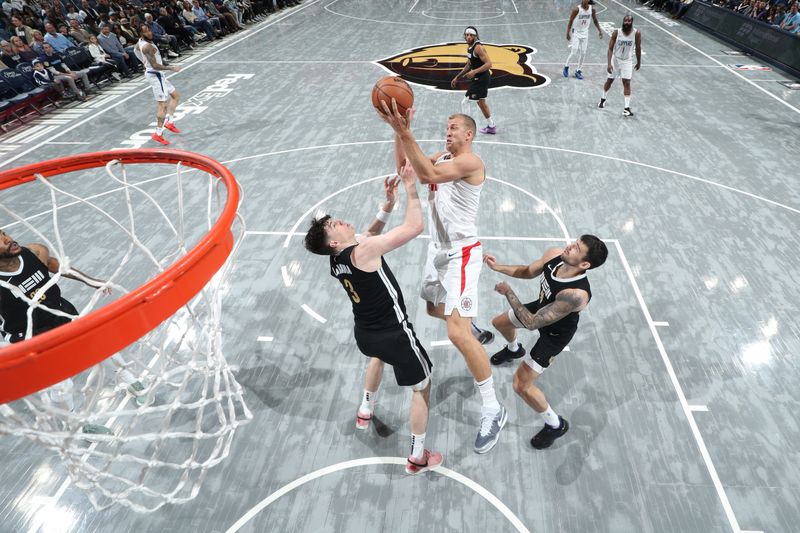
[304,215,337,256]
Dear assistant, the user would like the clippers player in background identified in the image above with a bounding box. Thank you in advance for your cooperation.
[485,236,607,449]
[0,230,147,433]
[451,26,496,135]
[304,161,443,475]
[563,0,603,80]
[381,101,507,455]
[135,24,182,145]
[598,14,641,116]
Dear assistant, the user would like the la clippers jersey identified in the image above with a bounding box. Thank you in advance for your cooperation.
[571,4,593,37]
[530,255,592,336]
[0,247,73,341]
[427,152,483,245]
[613,28,637,61]
[330,245,409,330]
[134,38,162,72]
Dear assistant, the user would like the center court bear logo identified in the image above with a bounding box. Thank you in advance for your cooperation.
[376,42,550,91]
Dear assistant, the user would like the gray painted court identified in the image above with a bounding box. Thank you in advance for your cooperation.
[1,0,799,531]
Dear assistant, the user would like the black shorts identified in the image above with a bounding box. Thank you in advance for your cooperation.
[7,298,77,344]
[465,72,490,100]
[529,328,575,369]
[354,322,432,387]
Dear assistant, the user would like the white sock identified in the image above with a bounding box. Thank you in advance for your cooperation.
[624,95,631,108]
[507,340,520,352]
[487,116,495,127]
[460,97,470,114]
[542,404,560,428]
[602,90,608,100]
[165,114,173,124]
[156,126,164,135]
[476,376,500,412]
[577,51,586,70]
[359,390,376,414]
[410,432,426,461]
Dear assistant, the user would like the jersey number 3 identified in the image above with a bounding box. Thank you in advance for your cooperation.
[342,279,361,303]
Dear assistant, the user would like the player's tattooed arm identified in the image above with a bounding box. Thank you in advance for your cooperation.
[143,44,179,72]
[494,283,587,330]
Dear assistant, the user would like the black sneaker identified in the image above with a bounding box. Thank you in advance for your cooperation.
[598,98,606,109]
[472,325,495,345]
[530,416,569,449]
[490,345,526,365]
[623,107,634,117]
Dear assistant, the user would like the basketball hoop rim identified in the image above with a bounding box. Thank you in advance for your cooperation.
[0,149,240,404]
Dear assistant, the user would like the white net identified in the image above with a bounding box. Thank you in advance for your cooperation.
[0,157,252,512]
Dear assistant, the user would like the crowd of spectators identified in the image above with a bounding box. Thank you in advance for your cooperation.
[640,0,800,31]
[0,0,301,126]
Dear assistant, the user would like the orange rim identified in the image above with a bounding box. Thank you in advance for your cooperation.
[0,149,239,404]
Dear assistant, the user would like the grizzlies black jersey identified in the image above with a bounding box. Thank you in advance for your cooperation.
[330,245,409,330]
[0,247,75,342]
[529,255,592,336]
[467,40,486,72]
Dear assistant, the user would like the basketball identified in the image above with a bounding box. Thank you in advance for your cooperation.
[371,76,414,117]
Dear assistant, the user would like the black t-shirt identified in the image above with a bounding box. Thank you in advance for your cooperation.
[0,247,76,342]
[528,256,592,336]
[330,245,409,330]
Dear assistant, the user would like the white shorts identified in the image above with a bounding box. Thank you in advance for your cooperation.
[608,57,633,80]
[570,34,588,54]
[420,240,482,318]
[146,71,175,102]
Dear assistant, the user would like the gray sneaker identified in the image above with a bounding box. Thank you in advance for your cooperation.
[474,405,507,454]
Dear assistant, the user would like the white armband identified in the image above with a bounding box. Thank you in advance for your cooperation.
[375,209,392,223]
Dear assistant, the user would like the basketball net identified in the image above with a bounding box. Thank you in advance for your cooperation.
[0,156,252,512]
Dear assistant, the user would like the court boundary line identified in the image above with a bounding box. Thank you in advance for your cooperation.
[608,0,800,115]
[224,457,531,533]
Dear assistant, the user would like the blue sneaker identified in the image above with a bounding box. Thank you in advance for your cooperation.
[575,70,584,80]
[562,66,569,78]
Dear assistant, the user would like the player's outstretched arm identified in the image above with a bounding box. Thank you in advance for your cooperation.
[28,243,111,293]
[142,43,180,72]
[494,283,588,331]
[484,247,561,279]
[364,175,399,237]
[353,160,423,268]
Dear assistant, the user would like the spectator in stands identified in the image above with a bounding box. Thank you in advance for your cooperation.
[9,35,38,62]
[44,22,73,52]
[221,0,243,27]
[38,43,92,100]
[66,5,84,23]
[31,58,62,93]
[98,22,140,76]
[160,6,198,47]
[772,4,787,25]
[191,0,222,37]
[183,0,215,41]
[10,15,35,45]
[735,0,753,16]
[86,33,121,81]
[43,7,67,31]
[144,12,180,56]
[68,18,93,43]
[116,18,138,44]
[207,0,240,32]
[58,24,80,45]
[0,38,20,67]
[30,30,47,55]
[2,0,23,18]
[80,0,102,25]
[781,2,800,32]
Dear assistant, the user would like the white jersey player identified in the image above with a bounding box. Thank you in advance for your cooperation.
[380,101,508,455]
[563,0,603,80]
[599,14,642,116]
[134,24,182,145]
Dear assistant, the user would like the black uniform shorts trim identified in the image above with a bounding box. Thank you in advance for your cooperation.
[7,298,77,344]
[465,72,490,100]
[514,301,576,369]
[354,322,432,387]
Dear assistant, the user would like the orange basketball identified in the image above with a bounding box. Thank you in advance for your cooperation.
[371,76,414,117]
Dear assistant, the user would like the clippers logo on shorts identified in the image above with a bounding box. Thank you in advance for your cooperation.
[376,42,550,92]
[461,297,473,312]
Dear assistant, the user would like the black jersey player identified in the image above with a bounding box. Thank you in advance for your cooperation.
[484,236,608,449]
[304,160,442,475]
[450,26,496,134]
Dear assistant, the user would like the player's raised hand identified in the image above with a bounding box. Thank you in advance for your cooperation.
[380,99,413,134]
[398,158,416,186]
[384,175,400,204]
[494,281,512,296]
[483,253,498,270]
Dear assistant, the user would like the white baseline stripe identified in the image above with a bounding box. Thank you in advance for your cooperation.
[257,336,274,342]
[609,0,800,115]
[615,240,742,532]
[0,0,323,170]
[301,304,327,323]
[224,457,530,533]
[653,321,669,327]
[689,405,709,412]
